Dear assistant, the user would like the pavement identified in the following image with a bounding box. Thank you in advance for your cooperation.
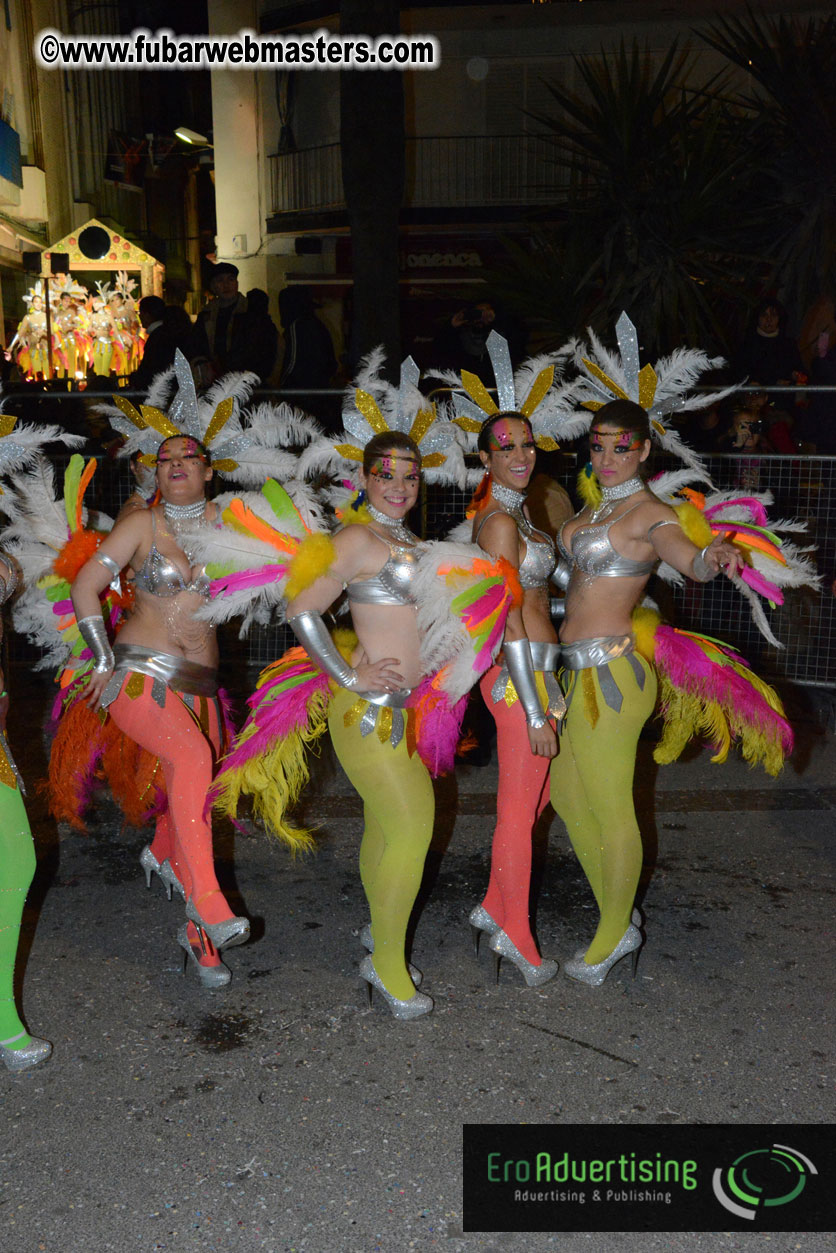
[1,672,833,1253]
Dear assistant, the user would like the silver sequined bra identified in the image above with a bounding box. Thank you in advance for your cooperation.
[474,510,557,590]
[346,543,420,606]
[133,513,211,599]
[557,503,656,580]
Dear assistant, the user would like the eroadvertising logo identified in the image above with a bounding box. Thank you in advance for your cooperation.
[712,1143,817,1220]
[463,1125,833,1233]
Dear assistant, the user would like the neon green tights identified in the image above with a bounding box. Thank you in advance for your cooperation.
[0,777,38,1052]
[550,654,657,965]
[328,689,435,1001]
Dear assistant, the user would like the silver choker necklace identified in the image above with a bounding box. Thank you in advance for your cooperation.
[367,502,416,544]
[164,499,206,522]
[590,475,645,522]
[490,479,539,537]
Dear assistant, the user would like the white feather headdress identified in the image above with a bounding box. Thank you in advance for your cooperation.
[101,349,322,487]
[559,311,738,474]
[298,350,471,488]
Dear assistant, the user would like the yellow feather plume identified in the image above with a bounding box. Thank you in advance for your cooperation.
[285,533,337,602]
[673,501,713,549]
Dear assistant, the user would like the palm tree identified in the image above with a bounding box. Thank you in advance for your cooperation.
[499,39,769,356]
[700,8,836,323]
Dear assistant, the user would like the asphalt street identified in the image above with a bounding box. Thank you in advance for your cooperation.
[1,672,833,1253]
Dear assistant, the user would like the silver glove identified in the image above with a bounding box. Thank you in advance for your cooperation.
[503,638,546,729]
[77,615,115,674]
[289,611,358,689]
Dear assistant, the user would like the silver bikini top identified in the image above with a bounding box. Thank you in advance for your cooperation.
[346,543,419,606]
[557,503,657,579]
[474,509,557,590]
[133,512,211,599]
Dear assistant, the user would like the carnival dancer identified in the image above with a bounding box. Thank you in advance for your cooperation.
[0,410,84,1070]
[60,353,316,985]
[441,332,571,985]
[547,314,814,986]
[205,353,516,1018]
[7,284,49,380]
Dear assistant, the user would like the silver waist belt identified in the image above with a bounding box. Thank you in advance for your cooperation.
[101,643,218,708]
[352,687,412,709]
[560,635,635,670]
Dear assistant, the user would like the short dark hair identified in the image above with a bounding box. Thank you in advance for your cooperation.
[362,430,421,475]
[139,295,165,322]
[476,411,533,454]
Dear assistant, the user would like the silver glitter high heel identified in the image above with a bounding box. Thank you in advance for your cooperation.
[1,1035,52,1072]
[139,844,162,889]
[488,929,558,988]
[359,955,433,1020]
[185,895,250,951]
[564,924,642,987]
[176,924,231,989]
[358,924,423,987]
[569,909,644,962]
[468,904,500,957]
[159,860,185,901]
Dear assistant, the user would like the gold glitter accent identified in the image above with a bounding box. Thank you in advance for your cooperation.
[461,370,497,416]
[638,363,658,411]
[581,359,630,402]
[0,415,17,438]
[210,457,239,472]
[354,389,390,435]
[582,669,599,728]
[452,415,482,433]
[0,748,17,790]
[520,365,554,417]
[376,707,393,743]
[421,452,446,468]
[582,400,604,412]
[408,406,436,445]
[138,453,156,469]
[535,435,559,452]
[504,673,549,713]
[501,677,516,708]
[203,397,235,448]
[651,418,666,437]
[343,698,367,728]
[139,404,180,438]
[125,672,146,701]
[335,443,364,463]
[113,395,148,429]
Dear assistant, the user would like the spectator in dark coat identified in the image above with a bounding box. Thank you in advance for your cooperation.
[278,286,337,393]
[130,296,177,390]
[244,289,279,384]
[191,263,252,385]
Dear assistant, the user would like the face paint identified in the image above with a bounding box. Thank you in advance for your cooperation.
[368,454,420,477]
[486,418,534,452]
[591,426,644,452]
[158,438,208,463]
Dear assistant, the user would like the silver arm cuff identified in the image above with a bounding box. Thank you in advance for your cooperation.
[288,611,358,689]
[549,596,566,620]
[77,615,115,674]
[502,638,547,728]
[552,557,571,592]
[692,543,718,583]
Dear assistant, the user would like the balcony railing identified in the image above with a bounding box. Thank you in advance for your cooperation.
[268,135,563,217]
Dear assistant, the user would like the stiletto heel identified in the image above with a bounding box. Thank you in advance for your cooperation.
[358,924,423,986]
[359,956,433,1020]
[468,904,500,958]
[1,1035,52,1072]
[176,923,231,988]
[488,929,558,988]
[159,860,185,902]
[564,924,643,987]
[185,894,250,952]
[139,844,160,890]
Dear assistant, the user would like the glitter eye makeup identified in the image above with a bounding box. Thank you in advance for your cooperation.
[591,427,644,452]
[369,455,420,477]
[158,439,207,464]
[486,419,533,452]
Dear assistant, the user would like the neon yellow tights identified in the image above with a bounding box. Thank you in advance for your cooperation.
[549,654,657,965]
[328,690,435,1001]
